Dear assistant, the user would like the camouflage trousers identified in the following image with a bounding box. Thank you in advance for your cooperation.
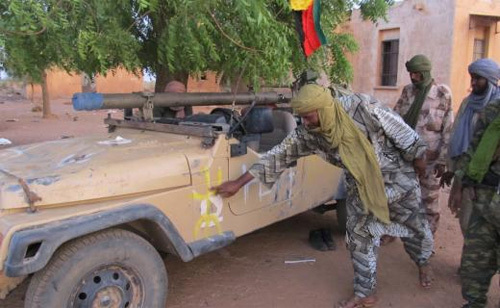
[460,187,500,308]
[420,161,441,234]
[345,176,434,297]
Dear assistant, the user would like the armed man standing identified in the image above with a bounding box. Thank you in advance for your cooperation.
[446,59,500,236]
[451,97,500,308]
[394,54,454,235]
[214,84,433,308]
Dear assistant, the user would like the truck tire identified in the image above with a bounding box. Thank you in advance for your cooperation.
[336,199,347,234]
[24,228,167,308]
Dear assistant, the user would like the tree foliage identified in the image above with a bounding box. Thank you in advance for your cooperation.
[0,0,71,82]
[0,0,394,94]
[0,0,76,117]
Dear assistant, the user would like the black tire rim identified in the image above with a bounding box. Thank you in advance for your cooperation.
[69,265,143,308]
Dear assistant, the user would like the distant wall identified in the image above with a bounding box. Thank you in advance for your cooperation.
[25,70,80,101]
[187,73,221,92]
[26,68,143,101]
[95,69,143,94]
[347,0,455,108]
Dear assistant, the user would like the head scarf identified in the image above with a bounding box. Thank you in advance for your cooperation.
[403,55,434,128]
[449,58,500,158]
[406,54,432,72]
[468,58,500,85]
[291,84,390,223]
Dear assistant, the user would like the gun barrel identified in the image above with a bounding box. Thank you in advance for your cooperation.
[73,92,291,111]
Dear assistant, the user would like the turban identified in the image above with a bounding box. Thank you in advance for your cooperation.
[468,58,500,85]
[450,59,500,157]
[405,54,432,73]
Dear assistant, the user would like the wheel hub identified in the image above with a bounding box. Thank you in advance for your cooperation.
[92,286,122,307]
[71,266,141,308]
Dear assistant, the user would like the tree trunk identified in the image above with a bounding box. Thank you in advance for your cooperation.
[30,83,35,103]
[41,71,55,119]
[154,68,169,93]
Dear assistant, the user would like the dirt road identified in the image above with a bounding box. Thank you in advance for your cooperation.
[0,96,499,307]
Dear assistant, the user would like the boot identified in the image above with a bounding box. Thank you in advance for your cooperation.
[321,228,336,250]
[309,229,328,251]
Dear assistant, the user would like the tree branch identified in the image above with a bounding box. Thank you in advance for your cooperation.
[0,26,47,36]
[0,0,63,36]
[207,9,262,53]
[128,10,151,31]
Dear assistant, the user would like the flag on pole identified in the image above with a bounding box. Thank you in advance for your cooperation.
[291,0,327,57]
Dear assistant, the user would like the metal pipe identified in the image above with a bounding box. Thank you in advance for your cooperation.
[73,92,292,111]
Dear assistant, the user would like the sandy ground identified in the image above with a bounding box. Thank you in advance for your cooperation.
[0,95,499,308]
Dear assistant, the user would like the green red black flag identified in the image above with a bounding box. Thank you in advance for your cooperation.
[291,0,327,57]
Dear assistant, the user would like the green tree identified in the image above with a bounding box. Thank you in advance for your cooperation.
[1,0,394,101]
[0,0,141,117]
[0,0,72,118]
[121,0,394,91]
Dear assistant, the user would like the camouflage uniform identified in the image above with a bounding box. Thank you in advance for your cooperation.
[457,100,500,308]
[249,88,433,298]
[452,97,496,235]
[394,82,454,234]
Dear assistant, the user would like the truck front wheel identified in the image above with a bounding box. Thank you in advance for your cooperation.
[25,228,167,308]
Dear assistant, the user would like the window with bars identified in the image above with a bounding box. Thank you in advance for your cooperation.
[473,39,485,61]
[381,40,399,86]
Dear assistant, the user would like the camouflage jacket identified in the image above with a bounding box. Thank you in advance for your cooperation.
[394,82,453,165]
[249,88,427,204]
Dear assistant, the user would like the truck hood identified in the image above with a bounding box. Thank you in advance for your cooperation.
[0,129,199,210]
